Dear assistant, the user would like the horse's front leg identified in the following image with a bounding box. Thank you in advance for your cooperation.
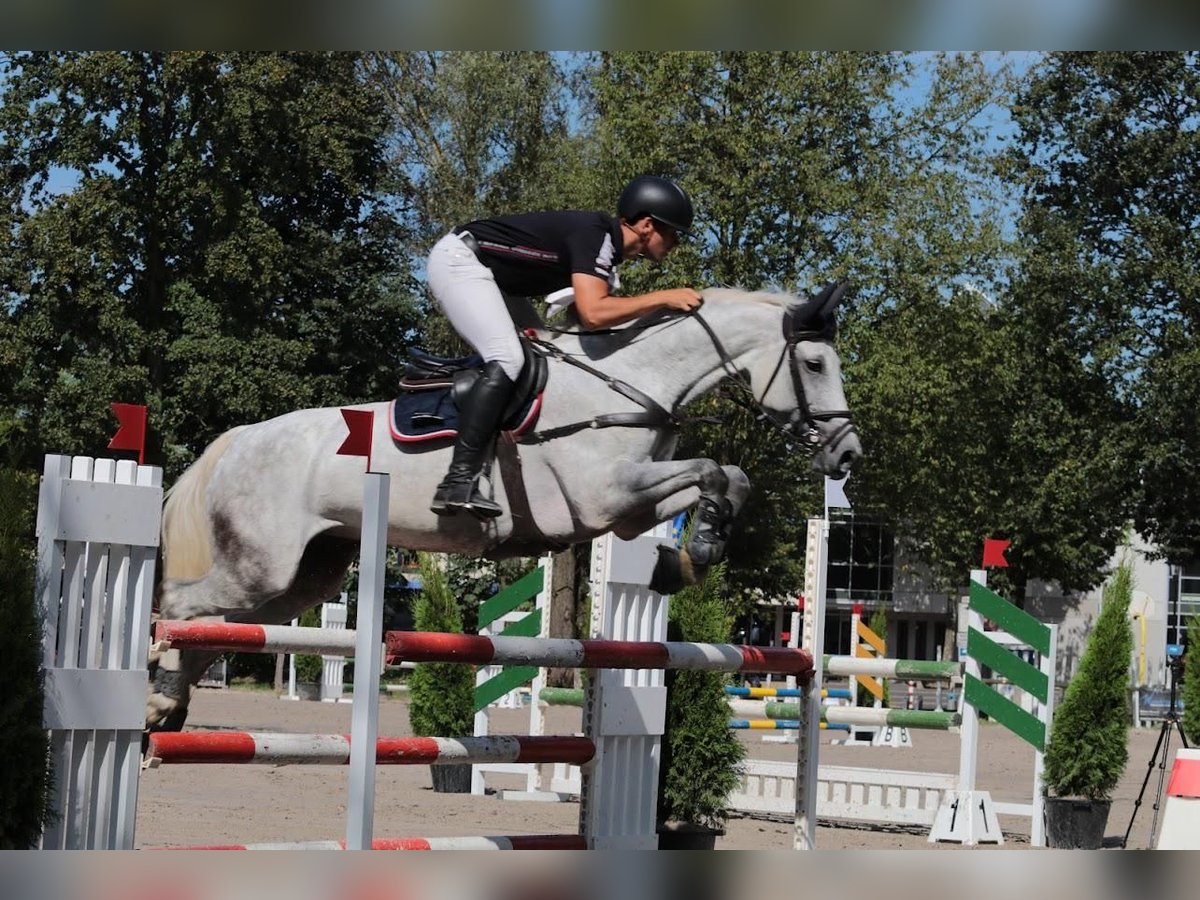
[609,459,750,593]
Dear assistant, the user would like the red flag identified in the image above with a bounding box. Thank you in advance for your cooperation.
[337,408,375,471]
[107,403,147,465]
[982,537,1011,568]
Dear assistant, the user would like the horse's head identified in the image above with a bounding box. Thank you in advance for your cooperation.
[751,283,862,476]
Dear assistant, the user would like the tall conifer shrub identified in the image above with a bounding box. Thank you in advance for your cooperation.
[1043,562,1133,799]
[407,553,473,739]
[1181,615,1200,746]
[0,468,50,848]
[658,562,745,830]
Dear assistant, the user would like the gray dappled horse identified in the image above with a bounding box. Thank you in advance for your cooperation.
[148,284,861,730]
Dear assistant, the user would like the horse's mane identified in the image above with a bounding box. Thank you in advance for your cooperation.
[540,285,802,355]
[700,287,800,309]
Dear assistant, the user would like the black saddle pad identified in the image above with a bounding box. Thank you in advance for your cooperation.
[388,340,547,444]
[388,385,543,444]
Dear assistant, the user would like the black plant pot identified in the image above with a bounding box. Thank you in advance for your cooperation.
[1044,797,1111,849]
[295,682,321,702]
[430,763,472,793]
[657,821,723,850]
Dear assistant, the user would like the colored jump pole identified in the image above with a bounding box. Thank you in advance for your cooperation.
[160,835,588,851]
[539,686,585,706]
[146,733,595,767]
[729,719,851,732]
[823,655,961,681]
[762,702,961,730]
[154,625,815,678]
[726,685,852,700]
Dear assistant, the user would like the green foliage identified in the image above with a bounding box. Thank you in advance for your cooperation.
[407,553,473,738]
[1183,616,1200,746]
[366,51,577,358]
[1136,348,1200,563]
[1043,563,1134,800]
[0,467,51,848]
[0,52,417,479]
[588,52,1021,604]
[440,553,534,636]
[659,562,745,830]
[292,607,324,685]
[1011,52,1200,564]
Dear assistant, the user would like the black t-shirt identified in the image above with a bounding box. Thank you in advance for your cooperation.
[456,210,624,297]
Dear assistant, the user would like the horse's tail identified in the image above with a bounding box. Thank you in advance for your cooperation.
[161,427,245,581]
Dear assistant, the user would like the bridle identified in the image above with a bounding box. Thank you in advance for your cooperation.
[689,306,856,454]
[520,295,856,458]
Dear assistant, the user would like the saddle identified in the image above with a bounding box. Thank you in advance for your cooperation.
[388,336,548,444]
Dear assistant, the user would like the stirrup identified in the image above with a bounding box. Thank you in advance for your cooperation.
[430,475,503,519]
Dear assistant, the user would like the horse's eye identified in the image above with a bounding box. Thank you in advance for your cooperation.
[804,359,824,374]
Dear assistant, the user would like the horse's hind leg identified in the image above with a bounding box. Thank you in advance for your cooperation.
[147,533,359,733]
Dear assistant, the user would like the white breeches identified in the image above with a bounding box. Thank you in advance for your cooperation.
[426,232,524,381]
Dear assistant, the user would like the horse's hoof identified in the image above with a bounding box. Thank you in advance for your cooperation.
[649,546,694,595]
[145,697,190,734]
[684,536,725,568]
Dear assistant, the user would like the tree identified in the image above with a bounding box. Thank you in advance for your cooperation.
[846,279,1133,602]
[365,51,579,356]
[0,52,416,478]
[1009,52,1200,565]
[844,289,1018,593]
[581,52,1017,605]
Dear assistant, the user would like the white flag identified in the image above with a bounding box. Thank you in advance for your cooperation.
[824,474,851,514]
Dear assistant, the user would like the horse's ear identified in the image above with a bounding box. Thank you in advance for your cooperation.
[819,281,848,318]
[787,281,846,331]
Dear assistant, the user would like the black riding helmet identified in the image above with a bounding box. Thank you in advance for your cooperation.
[617,175,695,237]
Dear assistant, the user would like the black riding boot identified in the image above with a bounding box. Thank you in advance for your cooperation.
[430,361,516,519]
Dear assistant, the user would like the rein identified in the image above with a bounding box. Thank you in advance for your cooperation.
[519,305,853,454]
[517,334,692,444]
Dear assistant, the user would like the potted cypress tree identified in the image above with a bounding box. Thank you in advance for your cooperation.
[407,552,475,792]
[0,466,51,848]
[1042,561,1133,848]
[859,605,890,707]
[1183,615,1199,746]
[657,561,746,849]
[292,607,324,700]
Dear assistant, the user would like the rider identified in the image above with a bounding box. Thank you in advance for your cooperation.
[427,175,703,519]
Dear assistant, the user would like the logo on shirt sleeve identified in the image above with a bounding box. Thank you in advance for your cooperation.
[594,234,615,278]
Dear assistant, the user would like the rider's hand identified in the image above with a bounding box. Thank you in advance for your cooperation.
[662,288,703,313]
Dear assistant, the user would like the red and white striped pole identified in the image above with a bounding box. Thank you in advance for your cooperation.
[145,733,595,767]
[153,623,814,678]
[154,834,587,850]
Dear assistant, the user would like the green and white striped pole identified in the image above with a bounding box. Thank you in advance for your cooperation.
[764,701,961,730]
[823,655,961,681]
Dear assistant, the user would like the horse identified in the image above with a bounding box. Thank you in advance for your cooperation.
[147,284,861,730]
